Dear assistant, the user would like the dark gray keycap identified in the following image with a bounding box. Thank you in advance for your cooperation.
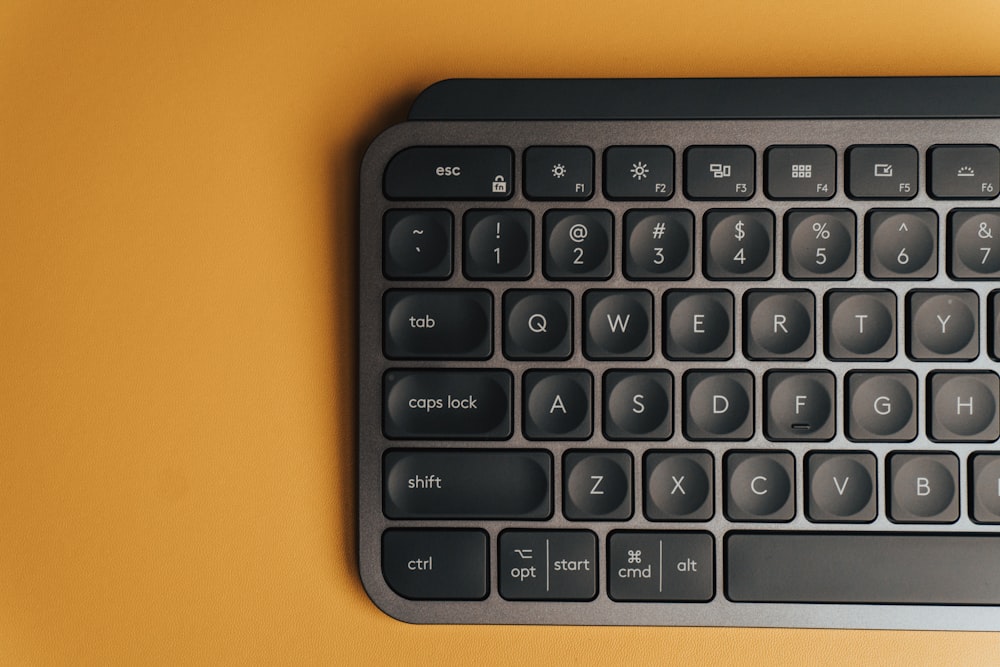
[563,451,633,520]
[704,210,774,279]
[907,290,978,360]
[806,452,877,522]
[499,530,597,601]
[824,290,896,360]
[784,210,856,279]
[993,290,1000,361]
[846,371,917,442]
[726,532,1000,604]
[503,290,573,360]
[949,209,1000,278]
[765,145,836,200]
[384,146,514,200]
[971,454,1000,523]
[603,371,672,440]
[866,209,938,279]
[463,209,532,279]
[764,371,835,441]
[524,146,593,200]
[584,290,652,360]
[685,146,755,200]
[382,530,488,600]
[523,371,592,440]
[725,451,795,522]
[888,453,959,523]
[928,144,1000,200]
[683,371,754,441]
[383,450,550,519]
[383,370,512,439]
[928,371,1000,442]
[607,532,714,602]
[744,290,814,360]
[644,451,713,521]
[383,209,452,279]
[846,145,919,199]
[623,209,693,279]
[543,210,613,279]
[604,146,674,200]
[384,290,492,359]
[663,290,733,360]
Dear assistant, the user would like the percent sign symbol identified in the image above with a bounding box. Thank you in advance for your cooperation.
[812,221,831,240]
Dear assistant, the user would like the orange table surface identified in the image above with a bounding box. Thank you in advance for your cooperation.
[4,1,1000,664]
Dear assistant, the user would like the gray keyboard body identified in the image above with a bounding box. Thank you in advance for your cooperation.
[358,78,1000,629]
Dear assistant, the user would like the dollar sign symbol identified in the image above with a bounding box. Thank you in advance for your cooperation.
[734,220,746,241]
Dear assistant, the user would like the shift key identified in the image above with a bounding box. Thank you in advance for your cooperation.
[384,450,552,519]
[383,369,512,439]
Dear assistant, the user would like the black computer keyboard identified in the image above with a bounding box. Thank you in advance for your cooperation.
[357,77,1000,630]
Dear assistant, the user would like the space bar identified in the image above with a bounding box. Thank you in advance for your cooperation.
[726,532,1000,605]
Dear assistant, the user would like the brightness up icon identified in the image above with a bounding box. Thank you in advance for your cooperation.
[630,161,650,180]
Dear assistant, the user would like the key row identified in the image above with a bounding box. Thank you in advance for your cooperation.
[383,144,1000,202]
[382,528,1000,604]
[384,208,1000,281]
[384,448,1000,523]
[385,288,1000,362]
[382,369,1000,442]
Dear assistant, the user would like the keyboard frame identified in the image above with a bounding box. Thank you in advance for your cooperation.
[358,78,1000,630]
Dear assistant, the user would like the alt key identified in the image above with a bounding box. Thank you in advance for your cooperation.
[607,531,714,601]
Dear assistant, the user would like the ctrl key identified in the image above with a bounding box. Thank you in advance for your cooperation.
[381,529,489,600]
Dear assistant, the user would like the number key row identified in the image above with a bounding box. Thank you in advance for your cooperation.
[384,208,1000,281]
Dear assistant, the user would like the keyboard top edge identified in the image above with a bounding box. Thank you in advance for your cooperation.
[409,76,1000,121]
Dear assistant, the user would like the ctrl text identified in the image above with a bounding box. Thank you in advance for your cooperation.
[407,556,433,571]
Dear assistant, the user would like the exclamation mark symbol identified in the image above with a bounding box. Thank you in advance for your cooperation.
[495,221,502,265]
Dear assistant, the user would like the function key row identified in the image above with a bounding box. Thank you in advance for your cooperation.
[385,288,1000,363]
[382,368,1000,443]
[384,208,1000,281]
[383,144,1000,202]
